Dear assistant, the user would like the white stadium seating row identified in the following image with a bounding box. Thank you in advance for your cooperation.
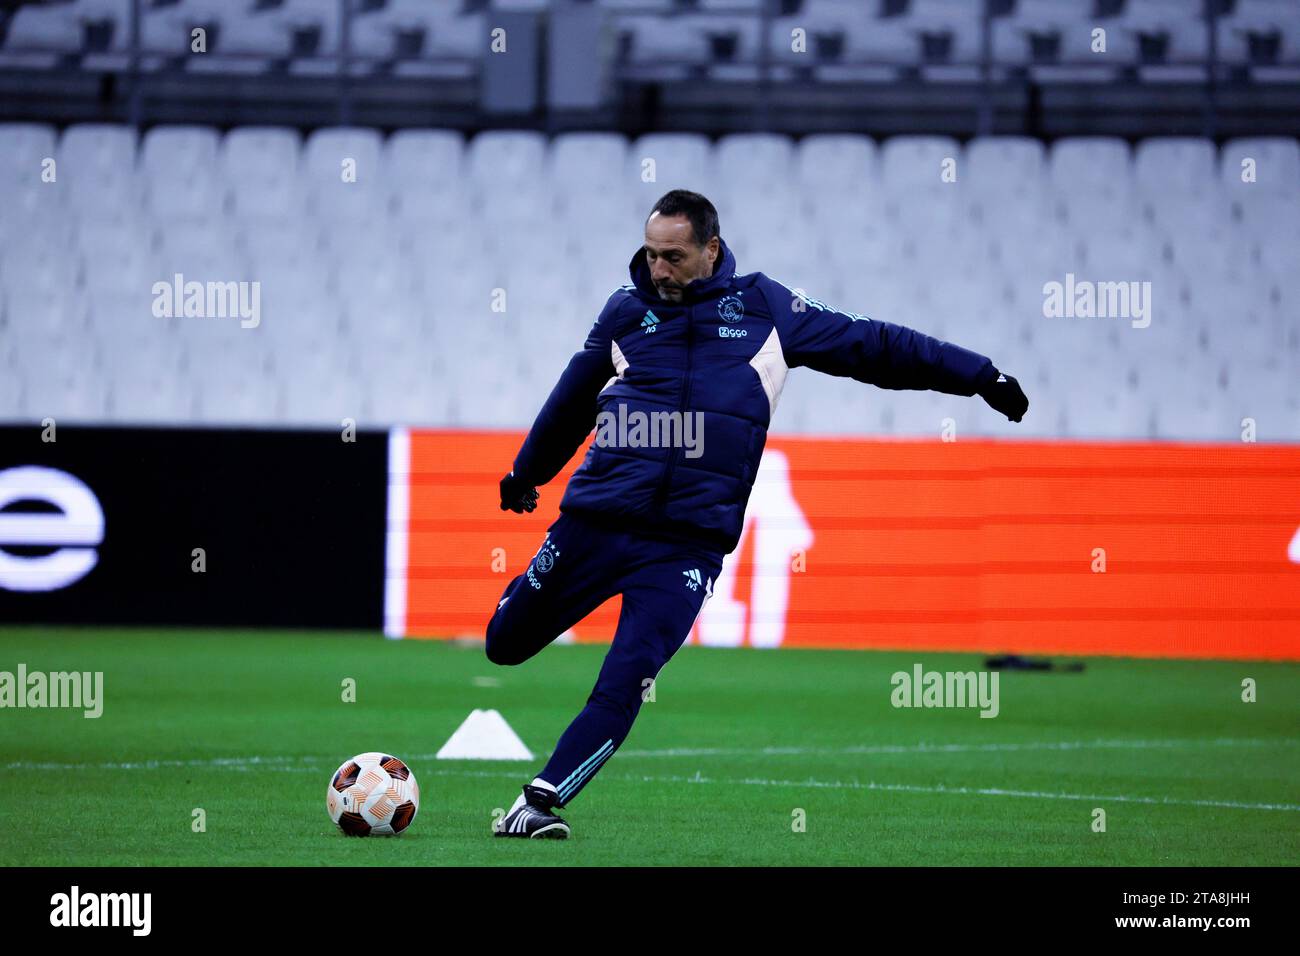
[0,122,1297,441]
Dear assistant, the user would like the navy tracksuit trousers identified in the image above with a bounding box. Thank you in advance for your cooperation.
[485,511,724,806]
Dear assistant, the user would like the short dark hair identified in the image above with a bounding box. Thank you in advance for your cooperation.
[647,189,720,248]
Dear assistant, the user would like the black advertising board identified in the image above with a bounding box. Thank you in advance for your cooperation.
[0,425,386,629]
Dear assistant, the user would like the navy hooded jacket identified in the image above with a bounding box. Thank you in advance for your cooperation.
[511,236,998,555]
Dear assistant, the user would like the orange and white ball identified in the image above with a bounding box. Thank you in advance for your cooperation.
[326,752,419,836]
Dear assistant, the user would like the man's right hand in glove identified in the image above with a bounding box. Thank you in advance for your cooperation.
[499,471,539,513]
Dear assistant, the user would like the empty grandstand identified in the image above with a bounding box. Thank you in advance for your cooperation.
[0,0,1297,441]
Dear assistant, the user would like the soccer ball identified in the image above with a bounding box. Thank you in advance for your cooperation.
[326,752,420,836]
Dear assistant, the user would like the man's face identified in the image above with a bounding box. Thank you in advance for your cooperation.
[643,212,719,303]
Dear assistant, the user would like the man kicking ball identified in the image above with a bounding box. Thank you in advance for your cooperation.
[488,189,1029,838]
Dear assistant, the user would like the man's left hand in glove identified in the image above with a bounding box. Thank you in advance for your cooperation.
[978,369,1029,423]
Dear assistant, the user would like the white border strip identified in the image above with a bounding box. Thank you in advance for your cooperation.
[383,426,410,639]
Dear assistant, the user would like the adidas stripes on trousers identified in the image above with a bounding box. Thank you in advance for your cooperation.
[485,510,724,806]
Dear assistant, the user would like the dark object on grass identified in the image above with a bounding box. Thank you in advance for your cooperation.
[985,654,1086,673]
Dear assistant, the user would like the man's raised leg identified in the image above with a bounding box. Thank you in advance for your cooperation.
[484,513,615,667]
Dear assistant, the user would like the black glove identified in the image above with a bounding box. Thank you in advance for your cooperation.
[499,471,539,513]
[978,369,1029,423]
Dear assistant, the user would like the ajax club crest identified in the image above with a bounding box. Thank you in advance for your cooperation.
[527,538,560,589]
[717,295,744,324]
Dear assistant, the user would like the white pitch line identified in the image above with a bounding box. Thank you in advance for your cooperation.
[618,737,1295,758]
[3,736,1290,773]
[4,739,1298,812]
[221,763,1300,813]
[401,767,1300,813]
[5,749,1294,816]
[634,772,1300,813]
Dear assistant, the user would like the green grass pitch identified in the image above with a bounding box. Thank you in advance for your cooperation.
[1,627,1296,866]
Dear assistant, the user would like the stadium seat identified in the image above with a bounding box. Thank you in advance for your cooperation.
[715,132,795,197]
[1135,137,1217,196]
[965,136,1047,195]
[303,127,384,183]
[1219,136,1300,194]
[222,125,301,181]
[797,133,877,190]
[1050,136,1132,199]
[138,0,225,58]
[470,127,547,181]
[880,135,962,190]
[0,4,81,69]
[140,124,221,177]
[627,132,719,209]
[1216,0,1300,66]
[0,123,57,185]
[617,15,712,76]
[385,128,465,188]
[550,131,629,197]
[59,123,137,180]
